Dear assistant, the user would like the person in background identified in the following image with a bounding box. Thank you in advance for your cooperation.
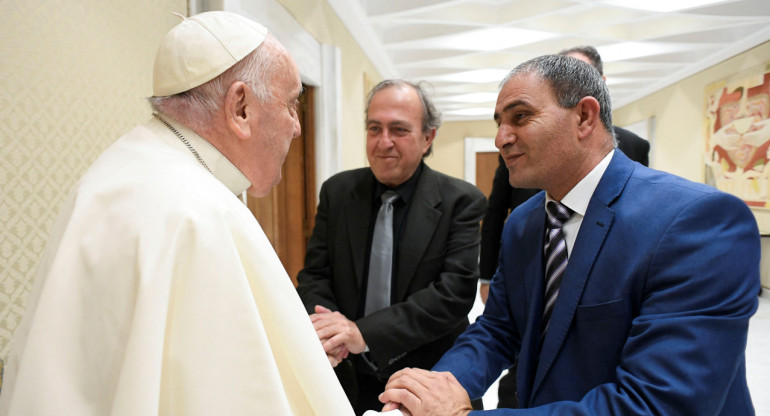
[559,45,650,165]
[381,54,760,415]
[0,11,357,416]
[479,45,652,409]
[297,79,487,415]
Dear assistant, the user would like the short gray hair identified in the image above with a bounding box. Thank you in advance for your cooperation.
[558,45,603,76]
[365,79,441,157]
[148,35,281,131]
[500,54,614,135]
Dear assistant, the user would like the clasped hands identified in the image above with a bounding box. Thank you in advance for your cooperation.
[310,305,367,367]
[379,368,473,416]
[310,306,472,416]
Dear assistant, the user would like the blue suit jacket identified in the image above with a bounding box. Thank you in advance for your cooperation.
[433,151,761,415]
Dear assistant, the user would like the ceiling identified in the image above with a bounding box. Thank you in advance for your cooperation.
[326,0,770,121]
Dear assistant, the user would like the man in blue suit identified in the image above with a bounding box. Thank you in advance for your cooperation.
[379,54,761,415]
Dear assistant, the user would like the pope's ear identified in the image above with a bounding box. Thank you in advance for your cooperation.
[224,81,254,140]
[575,96,601,140]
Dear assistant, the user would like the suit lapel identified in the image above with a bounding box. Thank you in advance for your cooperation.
[530,151,634,400]
[520,198,546,321]
[345,174,375,288]
[395,166,442,301]
[516,198,547,408]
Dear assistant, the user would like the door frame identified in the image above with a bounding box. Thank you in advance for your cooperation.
[464,136,497,184]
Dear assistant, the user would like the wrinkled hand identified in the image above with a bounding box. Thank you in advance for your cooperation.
[312,306,349,366]
[379,368,472,416]
[311,305,366,366]
[325,343,350,367]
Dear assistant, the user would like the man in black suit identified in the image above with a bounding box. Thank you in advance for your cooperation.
[480,45,651,409]
[297,79,487,415]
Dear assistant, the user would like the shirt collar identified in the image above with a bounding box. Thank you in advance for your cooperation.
[374,161,423,206]
[155,115,251,196]
[546,149,614,216]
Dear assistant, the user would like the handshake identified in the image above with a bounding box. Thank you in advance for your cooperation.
[309,305,474,416]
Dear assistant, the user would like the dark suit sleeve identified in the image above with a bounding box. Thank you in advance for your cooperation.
[358,182,487,368]
[438,191,761,415]
[480,156,513,283]
[296,180,339,314]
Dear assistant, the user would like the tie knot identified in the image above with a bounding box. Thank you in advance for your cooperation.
[381,190,399,205]
[546,201,573,227]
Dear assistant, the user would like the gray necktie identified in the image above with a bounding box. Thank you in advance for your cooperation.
[541,200,574,342]
[365,190,399,315]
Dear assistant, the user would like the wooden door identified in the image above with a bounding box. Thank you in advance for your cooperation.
[476,151,500,198]
[247,86,316,286]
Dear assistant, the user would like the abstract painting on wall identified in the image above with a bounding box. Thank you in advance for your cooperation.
[705,62,770,208]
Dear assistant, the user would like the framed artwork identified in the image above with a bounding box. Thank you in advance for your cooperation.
[704,62,770,208]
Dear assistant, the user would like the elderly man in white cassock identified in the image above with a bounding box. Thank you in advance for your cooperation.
[0,11,400,416]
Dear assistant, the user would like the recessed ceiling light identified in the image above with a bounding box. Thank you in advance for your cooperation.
[445,107,495,116]
[597,42,695,61]
[599,0,727,12]
[388,27,556,51]
[428,69,510,83]
[442,27,557,51]
[438,92,499,103]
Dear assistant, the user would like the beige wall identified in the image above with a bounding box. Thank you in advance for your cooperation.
[0,0,186,355]
[277,0,382,171]
[614,40,770,289]
[430,120,498,180]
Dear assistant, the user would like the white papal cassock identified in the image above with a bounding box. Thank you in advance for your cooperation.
[0,116,358,415]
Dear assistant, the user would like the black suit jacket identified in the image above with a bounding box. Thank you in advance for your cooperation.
[479,126,650,283]
[614,125,649,167]
[297,164,486,378]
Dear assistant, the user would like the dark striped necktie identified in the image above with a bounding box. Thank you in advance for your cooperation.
[541,200,574,343]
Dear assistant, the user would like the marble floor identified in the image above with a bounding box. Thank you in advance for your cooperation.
[470,289,770,414]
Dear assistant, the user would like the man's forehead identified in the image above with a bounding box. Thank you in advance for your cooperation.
[497,73,551,105]
[366,118,412,125]
[497,79,530,105]
[274,48,301,91]
[367,88,422,121]
[371,84,419,105]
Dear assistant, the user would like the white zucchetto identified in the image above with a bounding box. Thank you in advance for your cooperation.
[152,11,268,97]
